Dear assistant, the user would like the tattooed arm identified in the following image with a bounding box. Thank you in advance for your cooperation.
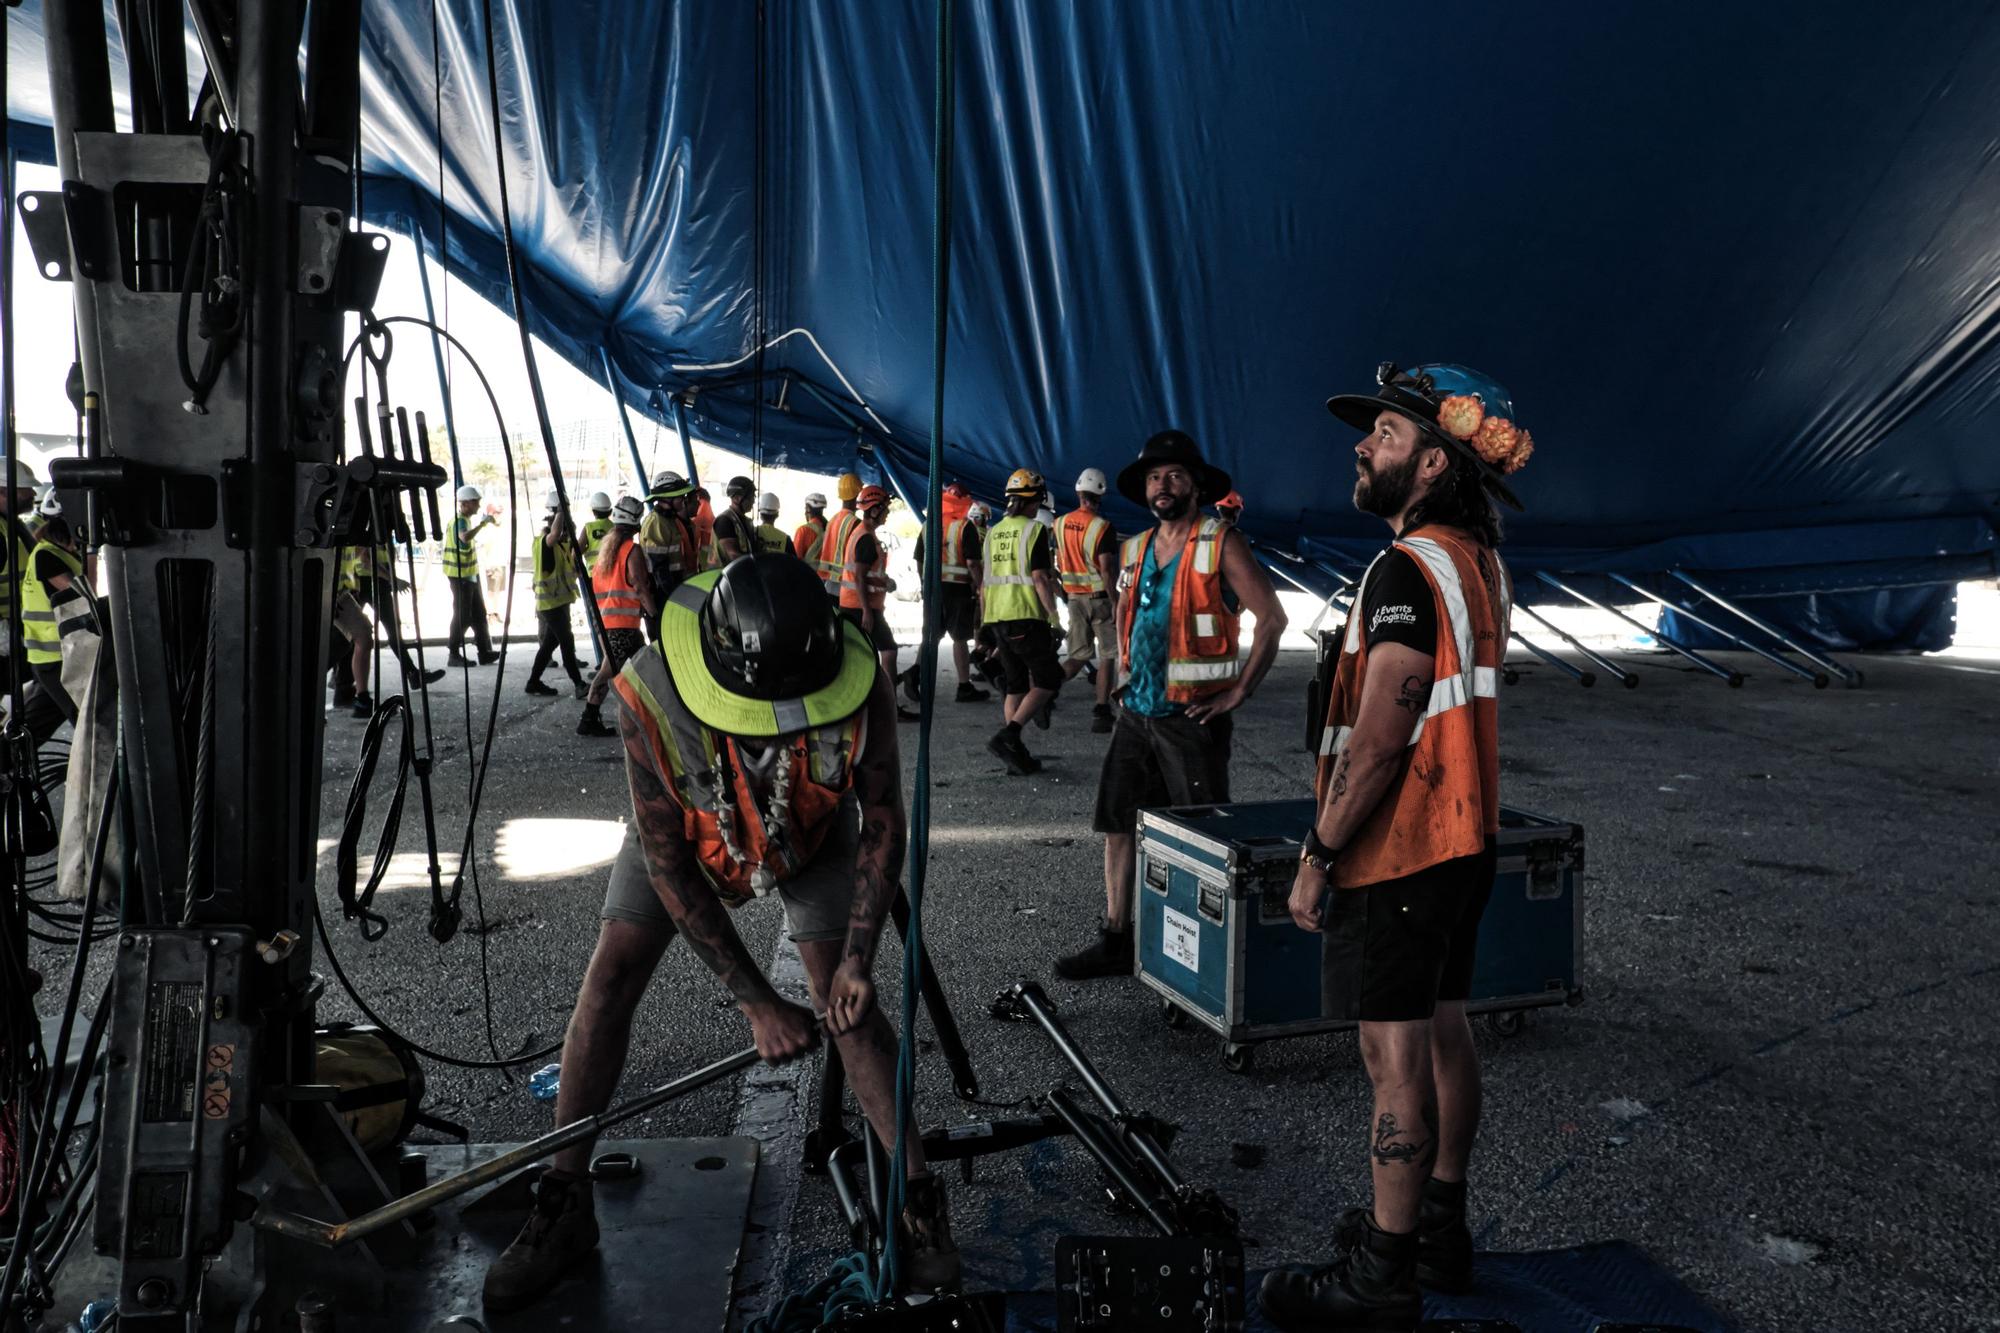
[621,705,819,1062]
[1290,640,1436,931]
[826,672,906,1036]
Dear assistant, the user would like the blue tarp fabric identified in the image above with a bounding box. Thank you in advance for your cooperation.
[9,2,2000,637]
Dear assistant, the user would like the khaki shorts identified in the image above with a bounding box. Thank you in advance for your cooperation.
[600,797,858,943]
[333,590,371,638]
[1064,595,1117,663]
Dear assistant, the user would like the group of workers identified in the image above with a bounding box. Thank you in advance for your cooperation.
[485,359,1529,1333]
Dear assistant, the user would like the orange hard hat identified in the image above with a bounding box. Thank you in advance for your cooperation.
[1216,490,1245,511]
[856,484,891,509]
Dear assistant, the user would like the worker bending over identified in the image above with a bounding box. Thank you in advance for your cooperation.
[1055,468,1120,733]
[981,470,1063,775]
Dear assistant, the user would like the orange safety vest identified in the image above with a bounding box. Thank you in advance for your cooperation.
[1316,526,1512,888]
[614,640,867,907]
[817,506,859,594]
[1115,517,1241,703]
[794,515,828,563]
[938,518,977,585]
[593,540,647,630]
[1056,509,1112,597]
[838,522,892,611]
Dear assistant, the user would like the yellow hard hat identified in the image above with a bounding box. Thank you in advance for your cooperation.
[836,472,864,501]
[1004,468,1046,499]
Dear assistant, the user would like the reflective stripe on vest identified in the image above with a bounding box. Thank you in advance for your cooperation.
[337,546,362,594]
[21,542,83,665]
[1315,528,1511,888]
[1114,518,1241,701]
[533,536,578,611]
[442,517,479,578]
[613,641,866,906]
[940,518,973,584]
[0,531,32,621]
[838,523,891,610]
[981,516,1048,623]
[1056,511,1111,597]
[592,542,646,629]
[817,508,858,592]
[795,516,828,564]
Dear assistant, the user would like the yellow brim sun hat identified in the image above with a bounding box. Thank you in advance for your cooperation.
[656,571,877,736]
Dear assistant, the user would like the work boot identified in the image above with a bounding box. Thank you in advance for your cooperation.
[478,649,502,666]
[899,666,923,704]
[1053,922,1133,980]
[1334,1179,1473,1294]
[899,1173,963,1292]
[446,653,471,668]
[572,680,590,701]
[483,1167,599,1314]
[576,704,617,738]
[407,666,448,686]
[1091,703,1114,734]
[955,681,990,703]
[524,679,559,697]
[898,703,923,723]
[349,691,373,718]
[1034,693,1057,730]
[1259,1212,1419,1332]
[1082,661,1098,684]
[986,727,1039,777]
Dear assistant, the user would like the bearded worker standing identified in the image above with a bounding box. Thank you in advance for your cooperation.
[1260,363,1527,1333]
[1055,430,1287,979]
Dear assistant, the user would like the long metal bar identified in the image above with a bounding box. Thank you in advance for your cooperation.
[1258,553,1350,646]
[1511,597,1637,688]
[1670,570,1862,687]
[252,1048,759,1248]
[599,347,651,486]
[671,393,701,487]
[1612,574,1827,688]
[1045,1090,1178,1238]
[412,236,466,486]
[1510,630,1594,686]
[1539,572,1743,686]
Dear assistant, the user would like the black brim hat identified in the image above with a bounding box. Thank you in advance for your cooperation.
[1116,429,1232,507]
[1326,362,1528,512]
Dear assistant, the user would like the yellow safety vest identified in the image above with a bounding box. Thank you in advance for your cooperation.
[21,541,84,666]
[442,516,480,578]
[532,533,578,611]
[581,516,613,566]
[0,526,33,625]
[982,515,1049,625]
[754,522,791,555]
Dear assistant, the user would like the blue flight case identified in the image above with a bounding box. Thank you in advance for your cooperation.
[1135,799,1583,1072]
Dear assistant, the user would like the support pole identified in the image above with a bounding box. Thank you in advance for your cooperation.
[1538,572,1742,687]
[413,236,466,486]
[1612,574,1826,688]
[1512,596,1637,689]
[597,346,649,487]
[1510,630,1594,686]
[1669,570,1862,688]
[670,393,700,487]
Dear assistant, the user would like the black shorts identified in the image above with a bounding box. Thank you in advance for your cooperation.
[841,606,897,653]
[927,585,977,644]
[991,618,1064,693]
[1320,840,1497,1023]
[1092,707,1232,836]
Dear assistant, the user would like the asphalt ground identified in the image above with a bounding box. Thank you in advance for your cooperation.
[26,634,2000,1333]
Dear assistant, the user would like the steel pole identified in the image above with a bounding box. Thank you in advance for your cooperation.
[1538,572,1743,686]
[252,1048,759,1248]
[1510,598,1637,688]
[1510,630,1594,686]
[1669,570,1862,687]
[1612,574,1826,688]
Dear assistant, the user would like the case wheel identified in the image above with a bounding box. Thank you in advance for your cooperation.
[1161,999,1189,1030]
[1486,1009,1526,1039]
[1222,1042,1256,1073]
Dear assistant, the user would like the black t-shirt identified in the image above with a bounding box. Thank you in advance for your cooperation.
[714,508,756,557]
[851,532,881,568]
[1358,548,1438,654]
[1023,522,1053,573]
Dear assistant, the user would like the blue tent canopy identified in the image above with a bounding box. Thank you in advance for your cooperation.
[10,1,2000,617]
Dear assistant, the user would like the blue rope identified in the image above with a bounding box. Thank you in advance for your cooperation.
[744,1253,878,1332]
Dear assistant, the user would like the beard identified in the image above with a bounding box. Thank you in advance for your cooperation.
[1150,491,1193,521]
[1354,451,1421,518]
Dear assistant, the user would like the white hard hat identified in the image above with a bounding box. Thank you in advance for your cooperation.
[1075,467,1108,495]
[757,492,780,515]
[456,484,482,503]
[10,460,38,490]
[33,485,61,518]
[543,489,562,513]
[967,501,989,522]
[1035,505,1056,527]
[803,492,827,509]
[611,496,645,525]
[588,490,612,512]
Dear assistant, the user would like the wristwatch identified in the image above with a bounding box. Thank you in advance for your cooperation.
[1299,828,1339,873]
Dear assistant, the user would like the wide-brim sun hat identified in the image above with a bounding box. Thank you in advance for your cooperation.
[1116,429,1231,507]
[1325,362,1530,511]
[655,567,877,736]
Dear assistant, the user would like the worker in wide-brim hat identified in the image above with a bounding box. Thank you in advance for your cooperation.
[1261,362,1529,1333]
[484,555,960,1310]
[1055,429,1288,980]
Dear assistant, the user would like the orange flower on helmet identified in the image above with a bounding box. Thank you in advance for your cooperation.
[1436,394,1486,441]
[1471,415,1520,469]
[1504,429,1534,474]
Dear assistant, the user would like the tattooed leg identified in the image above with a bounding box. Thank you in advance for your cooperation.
[798,937,930,1179]
[1358,1018,1437,1233]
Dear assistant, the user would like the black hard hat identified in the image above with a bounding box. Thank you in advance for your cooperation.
[699,553,848,701]
[725,474,756,498]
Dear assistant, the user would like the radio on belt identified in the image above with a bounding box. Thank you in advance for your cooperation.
[1134,800,1584,1072]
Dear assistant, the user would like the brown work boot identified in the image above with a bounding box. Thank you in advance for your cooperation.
[899,1172,962,1292]
[483,1168,599,1313]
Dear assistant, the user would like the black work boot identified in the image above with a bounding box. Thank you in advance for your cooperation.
[483,1168,599,1313]
[576,704,617,738]
[1053,922,1133,980]
[1090,703,1114,734]
[899,1173,963,1292]
[1259,1211,1419,1332]
[900,666,923,704]
[1332,1178,1472,1294]
[987,726,1040,776]
[955,680,990,703]
[524,678,559,697]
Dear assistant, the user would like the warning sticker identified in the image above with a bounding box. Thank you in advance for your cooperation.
[1163,907,1201,973]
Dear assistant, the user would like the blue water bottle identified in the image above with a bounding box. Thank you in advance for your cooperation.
[529,1062,562,1101]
